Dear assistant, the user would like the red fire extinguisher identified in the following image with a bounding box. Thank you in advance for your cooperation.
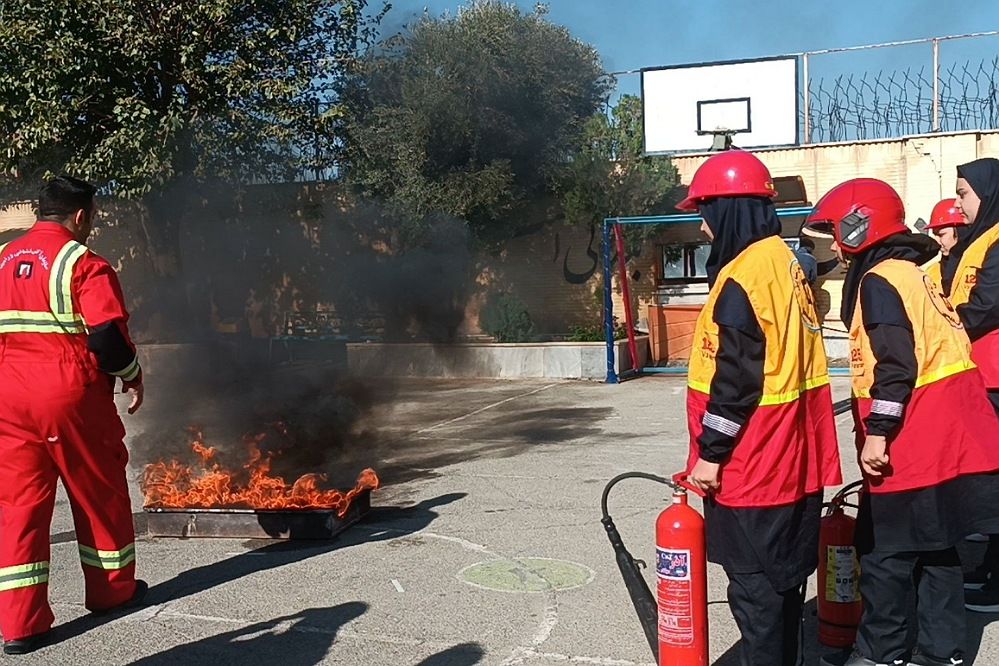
[817,481,864,647]
[601,472,709,666]
[656,481,709,666]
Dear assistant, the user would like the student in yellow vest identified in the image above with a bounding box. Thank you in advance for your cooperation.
[922,199,991,559]
[937,158,999,613]
[676,149,842,666]
[922,198,966,286]
[807,178,999,666]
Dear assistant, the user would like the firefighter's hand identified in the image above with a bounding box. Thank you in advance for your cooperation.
[860,435,889,477]
[122,380,144,415]
[689,459,721,493]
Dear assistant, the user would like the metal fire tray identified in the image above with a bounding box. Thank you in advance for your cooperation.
[144,489,371,540]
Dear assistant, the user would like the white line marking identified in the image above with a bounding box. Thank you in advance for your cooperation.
[532,652,654,665]
[415,383,560,433]
[391,579,405,593]
[128,608,457,651]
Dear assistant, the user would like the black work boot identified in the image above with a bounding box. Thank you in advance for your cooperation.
[3,630,51,655]
[90,579,149,616]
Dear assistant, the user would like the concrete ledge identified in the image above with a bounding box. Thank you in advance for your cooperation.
[137,343,215,381]
[346,337,649,381]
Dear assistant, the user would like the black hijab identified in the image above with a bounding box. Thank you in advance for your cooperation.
[942,158,999,293]
[840,231,939,328]
[700,197,782,287]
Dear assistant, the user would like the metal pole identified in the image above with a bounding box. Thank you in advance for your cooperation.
[932,38,941,132]
[803,53,811,144]
[603,220,618,384]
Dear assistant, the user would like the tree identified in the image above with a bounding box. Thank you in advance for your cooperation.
[0,0,387,271]
[343,1,611,246]
[558,94,680,231]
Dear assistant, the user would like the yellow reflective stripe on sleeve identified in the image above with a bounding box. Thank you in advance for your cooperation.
[689,375,830,406]
[50,240,87,318]
[0,561,50,592]
[79,543,136,570]
[111,355,141,381]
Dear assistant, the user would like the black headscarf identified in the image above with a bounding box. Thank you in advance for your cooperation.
[840,231,939,328]
[942,158,999,292]
[700,197,782,287]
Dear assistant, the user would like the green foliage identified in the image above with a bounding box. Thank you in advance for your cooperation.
[344,1,611,246]
[480,292,535,342]
[565,318,627,342]
[558,94,682,255]
[0,0,387,198]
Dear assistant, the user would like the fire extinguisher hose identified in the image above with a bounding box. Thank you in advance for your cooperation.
[823,480,864,514]
[601,472,675,662]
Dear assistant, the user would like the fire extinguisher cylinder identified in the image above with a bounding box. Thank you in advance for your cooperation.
[655,489,709,666]
[816,485,864,648]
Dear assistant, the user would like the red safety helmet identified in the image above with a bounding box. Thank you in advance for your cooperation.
[924,198,967,231]
[804,178,908,255]
[676,150,778,211]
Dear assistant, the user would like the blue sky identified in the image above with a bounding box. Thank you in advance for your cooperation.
[378,0,999,100]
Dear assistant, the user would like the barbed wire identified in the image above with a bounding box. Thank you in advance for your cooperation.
[802,56,999,142]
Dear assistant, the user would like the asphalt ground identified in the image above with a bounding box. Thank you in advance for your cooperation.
[22,374,999,664]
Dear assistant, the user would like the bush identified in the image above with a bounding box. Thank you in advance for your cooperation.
[480,292,535,342]
[566,318,628,342]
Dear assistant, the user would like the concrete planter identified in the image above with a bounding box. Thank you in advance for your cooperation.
[346,336,649,381]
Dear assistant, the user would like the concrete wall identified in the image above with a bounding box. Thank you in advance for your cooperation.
[347,337,648,381]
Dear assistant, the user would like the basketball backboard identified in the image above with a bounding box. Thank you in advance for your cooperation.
[641,56,799,154]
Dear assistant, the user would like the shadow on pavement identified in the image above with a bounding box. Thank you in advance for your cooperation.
[44,492,466,649]
[125,603,367,665]
[412,642,486,665]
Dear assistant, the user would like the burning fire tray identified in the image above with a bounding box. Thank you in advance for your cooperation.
[144,489,371,540]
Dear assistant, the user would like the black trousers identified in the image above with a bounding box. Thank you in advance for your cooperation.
[727,572,804,666]
[984,391,999,578]
[856,548,964,663]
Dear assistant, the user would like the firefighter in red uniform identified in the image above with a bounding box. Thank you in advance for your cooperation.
[922,198,966,286]
[806,178,999,666]
[678,150,842,665]
[0,177,148,654]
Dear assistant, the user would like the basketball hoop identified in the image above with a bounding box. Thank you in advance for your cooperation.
[708,129,737,151]
[641,57,798,154]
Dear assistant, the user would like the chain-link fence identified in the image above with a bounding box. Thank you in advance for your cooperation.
[801,32,999,143]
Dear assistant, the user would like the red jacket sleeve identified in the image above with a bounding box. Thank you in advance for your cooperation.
[72,252,141,382]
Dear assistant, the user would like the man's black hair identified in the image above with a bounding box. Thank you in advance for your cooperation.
[37,176,97,221]
[798,236,816,251]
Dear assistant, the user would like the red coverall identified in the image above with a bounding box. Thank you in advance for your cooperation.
[0,222,140,640]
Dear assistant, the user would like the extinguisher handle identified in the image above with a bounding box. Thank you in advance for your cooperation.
[671,472,706,498]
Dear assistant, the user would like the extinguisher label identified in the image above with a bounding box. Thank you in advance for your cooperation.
[825,545,861,603]
[657,547,694,645]
[656,548,691,581]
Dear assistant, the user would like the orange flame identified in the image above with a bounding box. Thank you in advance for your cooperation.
[142,427,379,517]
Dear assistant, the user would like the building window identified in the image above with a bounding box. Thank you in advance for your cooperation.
[661,243,710,283]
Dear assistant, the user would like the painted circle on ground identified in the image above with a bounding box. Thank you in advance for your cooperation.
[458,557,595,593]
